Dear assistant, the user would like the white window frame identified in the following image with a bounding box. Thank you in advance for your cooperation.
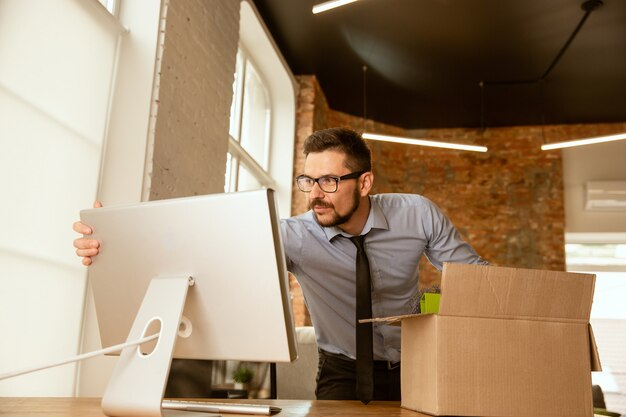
[226,0,296,219]
[97,0,119,16]
[226,47,276,192]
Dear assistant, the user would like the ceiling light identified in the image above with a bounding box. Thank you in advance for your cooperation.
[312,0,359,14]
[363,132,488,153]
[358,69,489,153]
[541,132,626,150]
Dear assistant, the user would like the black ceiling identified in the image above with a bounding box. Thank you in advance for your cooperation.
[252,0,626,129]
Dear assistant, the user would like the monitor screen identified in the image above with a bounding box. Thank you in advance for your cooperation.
[81,189,297,363]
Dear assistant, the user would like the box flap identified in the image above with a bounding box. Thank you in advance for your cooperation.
[439,263,596,321]
[360,313,422,326]
[589,324,602,372]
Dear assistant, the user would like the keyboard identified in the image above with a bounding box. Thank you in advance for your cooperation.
[162,399,282,415]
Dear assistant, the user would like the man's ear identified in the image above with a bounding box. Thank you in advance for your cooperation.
[360,172,374,196]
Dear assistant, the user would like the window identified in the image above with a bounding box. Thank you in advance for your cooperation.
[97,0,118,16]
[224,0,296,219]
[0,0,127,396]
[212,0,297,398]
[226,48,275,193]
[566,237,626,414]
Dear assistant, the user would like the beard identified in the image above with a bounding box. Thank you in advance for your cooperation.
[309,186,361,228]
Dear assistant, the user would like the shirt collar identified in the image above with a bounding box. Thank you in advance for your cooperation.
[321,196,390,241]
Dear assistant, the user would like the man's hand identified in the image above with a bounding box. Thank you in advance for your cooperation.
[73,201,102,266]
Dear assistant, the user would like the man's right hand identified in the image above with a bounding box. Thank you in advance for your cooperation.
[73,201,102,266]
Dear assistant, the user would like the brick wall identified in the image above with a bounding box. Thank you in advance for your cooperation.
[150,0,239,200]
[373,124,565,287]
[292,75,569,295]
[291,75,332,216]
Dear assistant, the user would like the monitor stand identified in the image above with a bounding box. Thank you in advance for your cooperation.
[100,276,217,417]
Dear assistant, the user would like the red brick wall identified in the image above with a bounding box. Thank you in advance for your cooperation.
[292,75,567,296]
[290,76,626,326]
[370,124,565,287]
[291,75,331,216]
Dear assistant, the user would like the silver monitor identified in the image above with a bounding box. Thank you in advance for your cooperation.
[80,189,297,415]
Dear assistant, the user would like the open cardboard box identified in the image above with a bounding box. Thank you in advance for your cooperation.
[368,263,602,417]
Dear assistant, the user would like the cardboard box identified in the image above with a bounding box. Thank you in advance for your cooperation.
[371,263,602,417]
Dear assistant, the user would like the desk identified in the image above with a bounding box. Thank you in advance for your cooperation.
[0,398,606,417]
[0,398,414,417]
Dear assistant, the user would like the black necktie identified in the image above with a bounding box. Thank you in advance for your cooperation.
[349,235,374,404]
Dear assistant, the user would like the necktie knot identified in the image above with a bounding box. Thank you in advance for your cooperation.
[349,235,366,251]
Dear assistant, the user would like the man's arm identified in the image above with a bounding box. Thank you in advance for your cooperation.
[422,198,487,270]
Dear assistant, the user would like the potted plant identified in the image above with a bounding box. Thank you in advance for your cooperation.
[232,366,254,390]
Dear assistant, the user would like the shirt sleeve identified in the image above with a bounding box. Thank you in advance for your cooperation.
[421,198,487,270]
[279,219,292,270]
[280,217,306,271]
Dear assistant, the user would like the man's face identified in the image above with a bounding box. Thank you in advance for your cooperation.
[304,150,362,228]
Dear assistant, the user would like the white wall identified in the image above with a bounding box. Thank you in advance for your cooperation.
[563,139,626,233]
[0,0,123,396]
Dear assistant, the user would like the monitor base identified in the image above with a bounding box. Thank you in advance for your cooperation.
[101,276,195,417]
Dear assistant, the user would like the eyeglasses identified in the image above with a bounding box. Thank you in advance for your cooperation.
[296,171,365,193]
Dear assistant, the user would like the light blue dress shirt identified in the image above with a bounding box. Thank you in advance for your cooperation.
[280,193,486,363]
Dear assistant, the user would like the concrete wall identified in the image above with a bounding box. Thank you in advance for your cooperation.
[149,0,239,200]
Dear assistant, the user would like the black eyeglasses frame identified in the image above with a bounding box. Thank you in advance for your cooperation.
[295,171,366,193]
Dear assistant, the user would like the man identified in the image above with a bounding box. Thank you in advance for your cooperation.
[74,127,485,402]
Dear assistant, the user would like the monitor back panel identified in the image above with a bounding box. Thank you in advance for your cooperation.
[81,190,296,362]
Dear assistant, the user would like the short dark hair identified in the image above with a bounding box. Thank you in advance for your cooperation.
[303,128,372,172]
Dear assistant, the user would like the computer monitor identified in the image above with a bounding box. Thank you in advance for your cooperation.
[80,189,297,416]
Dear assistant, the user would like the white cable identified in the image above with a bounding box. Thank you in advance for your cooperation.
[0,333,159,381]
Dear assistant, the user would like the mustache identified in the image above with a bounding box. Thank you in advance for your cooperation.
[309,199,333,210]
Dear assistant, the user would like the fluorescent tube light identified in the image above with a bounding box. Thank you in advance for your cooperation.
[541,132,626,150]
[312,0,359,14]
[362,132,488,153]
